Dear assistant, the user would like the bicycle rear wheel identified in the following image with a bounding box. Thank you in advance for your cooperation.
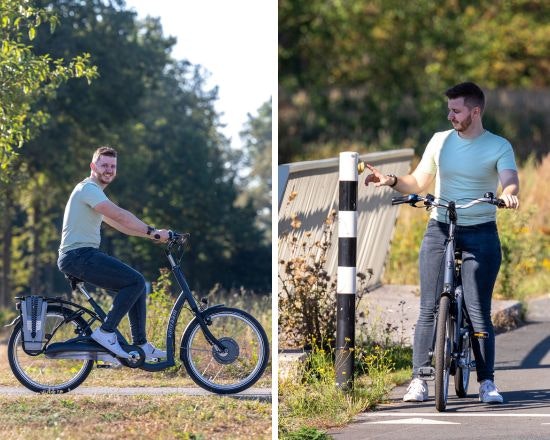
[454,327,472,397]
[180,307,269,394]
[8,305,94,393]
[434,296,452,412]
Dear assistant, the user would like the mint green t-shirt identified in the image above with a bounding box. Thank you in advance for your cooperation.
[59,178,108,253]
[417,129,517,226]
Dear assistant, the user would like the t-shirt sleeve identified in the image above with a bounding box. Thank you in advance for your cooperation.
[416,134,439,175]
[496,141,517,172]
[81,183,108,208]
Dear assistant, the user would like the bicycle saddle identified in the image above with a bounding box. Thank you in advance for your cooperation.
[64,274,84,290]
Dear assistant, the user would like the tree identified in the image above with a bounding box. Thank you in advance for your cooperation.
[0,0,96,307]
[278,0,550,163]
[1,0,271,300]
[237,98,272,243]
[0,0,97,172]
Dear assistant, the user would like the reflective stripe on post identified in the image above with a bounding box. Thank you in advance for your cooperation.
[336,152,357,390]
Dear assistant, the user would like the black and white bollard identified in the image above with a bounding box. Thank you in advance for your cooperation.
[336,152,358,389]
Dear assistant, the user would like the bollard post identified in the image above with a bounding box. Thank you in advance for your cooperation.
[335,152,358,390]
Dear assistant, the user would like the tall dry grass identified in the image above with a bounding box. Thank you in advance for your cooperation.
[384,154,550,300]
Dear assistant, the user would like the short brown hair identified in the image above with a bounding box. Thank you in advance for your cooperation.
[92,146,117,162]
[445,82,485,112]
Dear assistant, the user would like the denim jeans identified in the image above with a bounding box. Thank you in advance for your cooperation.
[413,219,502,382]
[57,247,148,345]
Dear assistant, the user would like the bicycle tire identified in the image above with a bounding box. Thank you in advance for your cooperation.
[180,307,269,394]
[8,305,94,393]
[434,296,452,412]
[454,329,472,397]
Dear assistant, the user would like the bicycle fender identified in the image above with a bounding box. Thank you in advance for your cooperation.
[4,316,20,328]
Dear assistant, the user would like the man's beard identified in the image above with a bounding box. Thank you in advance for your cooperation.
[453,113,472,132]
[98,173,114,185]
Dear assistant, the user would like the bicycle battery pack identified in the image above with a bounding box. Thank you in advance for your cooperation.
[20,296,48,354]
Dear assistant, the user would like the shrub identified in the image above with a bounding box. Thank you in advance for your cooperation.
[279,210,371,349]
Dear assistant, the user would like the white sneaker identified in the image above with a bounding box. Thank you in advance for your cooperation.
[479,380,504,404]
[139,342,167,361]
[403,378,429,402]
[91,328,131,359]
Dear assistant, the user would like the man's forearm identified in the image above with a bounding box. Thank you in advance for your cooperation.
[392,174,424,194]
[109,209,150,236]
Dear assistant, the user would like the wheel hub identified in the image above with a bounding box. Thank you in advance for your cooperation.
[212,337,239,364]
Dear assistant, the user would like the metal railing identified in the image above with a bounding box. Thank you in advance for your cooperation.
[278,149,415,290]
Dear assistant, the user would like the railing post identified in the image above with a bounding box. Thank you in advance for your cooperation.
[335,152,357,389]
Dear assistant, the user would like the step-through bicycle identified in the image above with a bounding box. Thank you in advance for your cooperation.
[392,192,504,411]
[7,232,270,394]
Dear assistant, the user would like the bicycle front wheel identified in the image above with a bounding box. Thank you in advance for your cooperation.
[434,296,452,412]
[8,305,94,393]
[180,307,269,394]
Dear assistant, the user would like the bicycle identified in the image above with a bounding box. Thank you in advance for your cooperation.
[392,192,504,412]
[6,232,270,394]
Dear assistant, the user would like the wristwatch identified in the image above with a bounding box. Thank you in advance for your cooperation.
[146,225,161,240]
[387,174,398,188]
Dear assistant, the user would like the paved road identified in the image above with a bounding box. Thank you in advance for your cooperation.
[0,385,272,401]
[330,295,550,440]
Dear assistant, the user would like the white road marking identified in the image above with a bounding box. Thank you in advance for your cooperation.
[366,417,460,425]
[363,412,550,419]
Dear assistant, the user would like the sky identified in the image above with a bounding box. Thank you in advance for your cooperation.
[123,0,274,150]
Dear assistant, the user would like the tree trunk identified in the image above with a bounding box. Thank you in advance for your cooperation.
[1,192,13,308]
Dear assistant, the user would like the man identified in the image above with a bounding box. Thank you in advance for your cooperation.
[58,146,170,360]
[365,82,519,404]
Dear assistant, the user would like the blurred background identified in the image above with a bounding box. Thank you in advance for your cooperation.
[278,0,549,299]
[0,0,273,307]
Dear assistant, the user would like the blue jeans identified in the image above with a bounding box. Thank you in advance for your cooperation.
[413,219,501,382]
[57,247,148,345]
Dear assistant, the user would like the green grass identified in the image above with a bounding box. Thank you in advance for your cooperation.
[278,342,412,438]
[0,394,271,440]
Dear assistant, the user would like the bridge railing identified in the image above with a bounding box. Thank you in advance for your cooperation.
[278,149,415,291]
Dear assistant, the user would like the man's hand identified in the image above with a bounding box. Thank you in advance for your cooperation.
[499,193,519,209]
[364,164,394,187]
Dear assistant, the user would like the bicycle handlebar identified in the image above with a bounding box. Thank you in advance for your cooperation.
[391,192,506,209]
[167,230,190,249]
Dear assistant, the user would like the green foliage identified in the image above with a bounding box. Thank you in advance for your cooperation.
[279,209,372,348]
[0,1,271,305]
[279,339,401,437]
[0,0,97,171]
[282,427,331,440]
[237,98,273,243]
[279,211,338,348]
[279,0,550,163]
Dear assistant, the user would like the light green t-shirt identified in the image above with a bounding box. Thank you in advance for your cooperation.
[59,178,108,253]
[417,129,517,226]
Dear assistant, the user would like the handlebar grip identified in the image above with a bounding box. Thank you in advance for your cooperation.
[392,194,419,205]
[496,199,506,208]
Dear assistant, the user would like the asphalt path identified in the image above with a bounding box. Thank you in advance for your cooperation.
[330,295,550,440]
[0,385,271,401]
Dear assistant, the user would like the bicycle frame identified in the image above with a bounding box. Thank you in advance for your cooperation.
[20,238,229,372]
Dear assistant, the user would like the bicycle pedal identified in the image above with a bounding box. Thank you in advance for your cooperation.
[418,367,435,380]
[96,364,114,369]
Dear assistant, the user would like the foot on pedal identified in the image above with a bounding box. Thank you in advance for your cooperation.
[139,342,166,362]
[91,328,131,359]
